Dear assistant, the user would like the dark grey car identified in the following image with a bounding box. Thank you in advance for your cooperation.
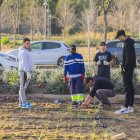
[106,40,140,67]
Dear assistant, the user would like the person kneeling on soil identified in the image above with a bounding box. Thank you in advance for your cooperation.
[82,76,118,108]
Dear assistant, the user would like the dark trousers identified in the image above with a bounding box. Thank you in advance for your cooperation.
[68,76,84,102]
[68,76,83,94]
[123,69,135,107]
[95,89,116,105]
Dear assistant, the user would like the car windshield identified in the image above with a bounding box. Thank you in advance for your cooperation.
[0,54,16,62]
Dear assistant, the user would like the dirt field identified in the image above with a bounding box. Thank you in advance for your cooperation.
[0,95,140,140]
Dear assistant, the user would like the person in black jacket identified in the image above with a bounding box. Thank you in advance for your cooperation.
[115,30,136,114]
[82,76,118,109]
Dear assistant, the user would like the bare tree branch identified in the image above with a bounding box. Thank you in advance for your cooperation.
[57,1,76,36]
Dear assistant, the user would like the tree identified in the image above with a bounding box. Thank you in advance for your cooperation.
[23,0,44,40]
[93,0,114,41]
[57,0,76,37]
[0,0,4,5]
[110,0,140,37]
[5,0,21,46]
[100,0,114,41]
[81,1,97,32]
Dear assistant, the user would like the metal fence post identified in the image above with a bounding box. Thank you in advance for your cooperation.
[139,10,140,39]
[87,14,90,69]
[43,0,48,40]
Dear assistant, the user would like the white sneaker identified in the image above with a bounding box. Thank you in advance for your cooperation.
[128,106,134,113]
[115,107,129,114]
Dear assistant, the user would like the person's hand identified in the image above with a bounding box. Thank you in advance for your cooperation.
[81,95,93,108]
[103,61,109,65]
[64,76,68,82]
[81,101,89,108]
[97,60,101,65]
[81,74,85,80]
[121,68,125,75]
[27,72,31,80]
[109,59,115,65]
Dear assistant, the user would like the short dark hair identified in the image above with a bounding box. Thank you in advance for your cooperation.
[85,75,98,85]
[85,77,93,85]
[99,42,106,46]
[70,44,76,50]
[23,38,30,43]
[115,30,126,39]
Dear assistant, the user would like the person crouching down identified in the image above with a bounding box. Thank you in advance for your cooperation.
[82,76,118,108]
[18,38,34,109]
[64,44,85,106]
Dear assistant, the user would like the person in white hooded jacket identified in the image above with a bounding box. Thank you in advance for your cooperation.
[18,38,34,108]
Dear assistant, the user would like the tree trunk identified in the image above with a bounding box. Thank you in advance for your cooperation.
[30,19,33,41]
[14,29,16,47]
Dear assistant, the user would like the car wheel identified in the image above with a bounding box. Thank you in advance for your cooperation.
[57,56,65,67]
[111,56,120,68]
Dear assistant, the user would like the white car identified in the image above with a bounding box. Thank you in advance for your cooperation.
[7,40,70,67]
[0,52,18,69]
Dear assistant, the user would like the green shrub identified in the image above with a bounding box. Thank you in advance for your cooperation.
[43,68,69,94]
[1,37,10,45]
[0,68,139,95]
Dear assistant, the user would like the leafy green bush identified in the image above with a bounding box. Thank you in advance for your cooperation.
[43,69,69,94]
[0,68,139,95]
[111,69,124,93]
[1,37,10,45]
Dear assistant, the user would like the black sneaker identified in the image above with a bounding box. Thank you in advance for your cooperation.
[72,101,78,106]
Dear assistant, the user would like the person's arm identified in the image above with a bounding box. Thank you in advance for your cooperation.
[89,81,99,97]
[94,53,101,65]
[80,55,85,75]
[94,53,99,62]
[81,81,99,108]
[64,56,69,80]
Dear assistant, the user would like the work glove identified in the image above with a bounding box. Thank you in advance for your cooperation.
[64,76,68,82]
[81,74,85,80]
[103,61,109,65]
[27,72,31,80]
[97,60,101,65]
